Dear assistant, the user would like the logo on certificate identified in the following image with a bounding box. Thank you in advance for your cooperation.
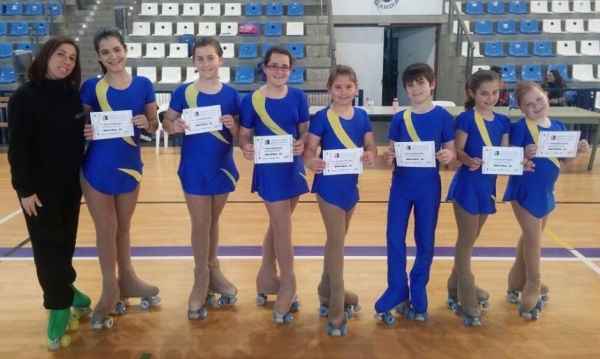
[374,0,399,12]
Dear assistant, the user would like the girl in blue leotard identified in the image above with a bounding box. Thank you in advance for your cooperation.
[80,28,160,329]
[303,65,377,336]
[239,46,309,323]
[446,70,510,326]
[162,37,240,320]
[503,81,588,319]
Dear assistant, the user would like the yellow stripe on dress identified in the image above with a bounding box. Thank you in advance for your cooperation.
[326,107,357,149]
[474,111,493,147]
[403,109,422,142]
[525,118,561,169]
[220,168,237,187]
[118,168,142,182]
[95,78,137,147]
[184,83,229,144]
[251,91,287,136]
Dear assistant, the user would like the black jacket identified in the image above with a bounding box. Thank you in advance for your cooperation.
[8,78,85,198]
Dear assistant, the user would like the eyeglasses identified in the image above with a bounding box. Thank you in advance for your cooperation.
[265,64,291,72]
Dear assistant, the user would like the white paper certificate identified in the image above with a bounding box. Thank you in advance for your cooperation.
[322,148,364,176]
[394,141,436,168]
[536,131,580,158]
[482,146,523,175]
[254,135,293,164]
[182,105,223,135]
[91,110,134,140]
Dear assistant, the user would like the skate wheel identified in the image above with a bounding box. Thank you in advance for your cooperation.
[115,301,126,315]
[535,299,544,311]
[319,304,328,317]
[187,307,208,320]
[67,318,79,331]
[540,294,550,303]
[461,315,471,326]
[150,296,161,305]
[327,323,343,337]
[531,309,540,320]
[507,290,519,304]
[290,300,300,312]
[256,294,267,306]
[70,310,81,320]
[140,299,150,310]
[284,312,293,323]
[384,313,395,325]
[445,297,457,310]
[340,323,347,336]
[452,303,462,315]
[353,303,362,313]
[60,334,71,348]
[205,294,215,305]
[479,300,490,309]
[217,297,229,307]
[103,317,114,328]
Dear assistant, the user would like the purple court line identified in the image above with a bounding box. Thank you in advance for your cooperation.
[0,246,579,258]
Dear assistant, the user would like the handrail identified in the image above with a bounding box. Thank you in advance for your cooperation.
[326,0,335,68]
[447,0,475,79]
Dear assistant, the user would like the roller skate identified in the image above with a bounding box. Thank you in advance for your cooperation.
[70,284,92,320]
[255,267,281,307]
[318,291,362,319]
[118,276,161,311]
[374,299,411,325]
[398,302,428,322]
[453,282,483,327]
[91,281,124,330]
[272,276,299,324]
[507,283,550,304]
[447,285,490,312]
[518,281,544,320]
[205,266,238,308]
[188,266,210,320]
[47,309,78,350]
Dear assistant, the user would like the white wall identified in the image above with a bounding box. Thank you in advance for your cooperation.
[332,0,444,16]
[334,27,384,105]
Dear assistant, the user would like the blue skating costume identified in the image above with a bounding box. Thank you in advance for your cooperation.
[239,88,309,202]
[81,76,155,195]
[309,106,372,211]
[502,118,566,218]
[446,109,511,214]
[375,106,455,316]
[169,82,241,195]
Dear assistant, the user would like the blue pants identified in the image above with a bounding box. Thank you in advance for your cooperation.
[375,177,441,314]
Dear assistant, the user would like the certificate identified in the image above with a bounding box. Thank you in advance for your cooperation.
[91,110,134,140]
[482,146,523,176]
[394,141,436,168]
[254,135,294,164]
[322,148,364,176]
[182,105,223,135]
[536,131,580,158]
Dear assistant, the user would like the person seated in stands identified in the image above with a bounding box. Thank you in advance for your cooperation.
[490,66,509,106]
[541,69,567,107]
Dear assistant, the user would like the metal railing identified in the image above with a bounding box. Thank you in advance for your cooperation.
[447,0,475,80]
[326,0,335,68]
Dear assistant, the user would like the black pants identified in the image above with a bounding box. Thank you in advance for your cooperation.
[22,179,82,309]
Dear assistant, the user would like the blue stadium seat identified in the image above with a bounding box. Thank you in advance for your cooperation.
[266,2,283,16]
[234,67,255,84]
[0,43,12,58]
[287,66,303,84]
[33,22,48,36]
[0,23,7,35]
[47,2,62,16]
[509,0,528,14]
[25,2,43,16]
[465,1,484,15]
[238,43,258,59]
[484,42,506,57]
[548,64,572,82]
[497,20,517,34]
[264,22,282,37]
[0,66,16,83]
[245,3,262,16]
[10,22,28,36]
[16,42,32,51]
[520,20,540,34]
[262,43,274,57]
[487,1,506,14]
[287,3,304,16]
[6,2,23,15]
[509,41,530,57]
[502,64,518,83]
[474,20,494,35]
[286,43,304,59]
[180,35,195,57]
[533,41,555,57]
[521,64,542,82]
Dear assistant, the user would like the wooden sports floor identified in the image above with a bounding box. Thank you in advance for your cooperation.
[1,146,599,359]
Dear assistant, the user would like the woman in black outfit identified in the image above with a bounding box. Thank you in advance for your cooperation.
[542,69,568,106]
[7,36,90,350]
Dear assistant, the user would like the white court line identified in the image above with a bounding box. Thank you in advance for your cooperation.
[569,249,600,276]
[0,209,21,226]
[0,256,591,262]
